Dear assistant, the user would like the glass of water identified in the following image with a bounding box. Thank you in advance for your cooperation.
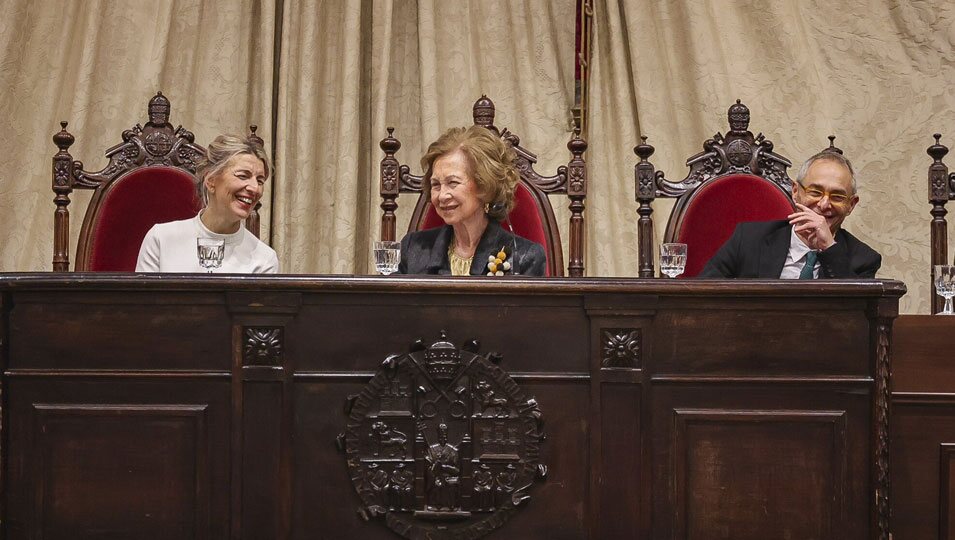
[660,243,687,278]
[374,241,401,275]
[197,238,225,273]
[935,265,955,315]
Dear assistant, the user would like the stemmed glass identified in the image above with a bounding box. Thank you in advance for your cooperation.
[197,238,225,273]
[660,243,687,278]
[935,265,955,315]
[374,241,401,275]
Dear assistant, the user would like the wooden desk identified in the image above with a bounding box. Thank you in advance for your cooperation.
[0,275,904,539]
[891,315,955,540]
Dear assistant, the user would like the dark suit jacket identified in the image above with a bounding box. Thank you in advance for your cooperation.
[699,220,881,278]
[396,220,546,276]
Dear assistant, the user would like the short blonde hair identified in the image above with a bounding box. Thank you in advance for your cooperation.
[196,134,271,205]
[421,126,519,221]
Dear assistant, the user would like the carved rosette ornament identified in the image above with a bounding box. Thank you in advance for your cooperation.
[601,329,641,368]
[340,332,547,539]
[243,327,283,365]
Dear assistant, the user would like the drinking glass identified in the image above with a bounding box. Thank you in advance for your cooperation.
[374,241,401,275]
[660,243,688,278]
[197,238,225,273]
[935,265,955,315]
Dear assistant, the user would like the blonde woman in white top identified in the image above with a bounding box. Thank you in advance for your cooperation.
[136,134,279,273]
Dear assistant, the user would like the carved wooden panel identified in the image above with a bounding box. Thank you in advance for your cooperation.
[31,403,209,539]
[941,444,955,540]
[891,397,955,540]
[340,332,546,539]
[672,409,847,540]
[10,292,230,371]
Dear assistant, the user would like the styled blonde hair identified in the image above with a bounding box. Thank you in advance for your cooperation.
[196,134,271,204]
[421,126,520,221]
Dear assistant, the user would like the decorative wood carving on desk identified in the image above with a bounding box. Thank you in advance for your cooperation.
[243,327,284,365]
[340,332,547,539]
[601,328,642,368]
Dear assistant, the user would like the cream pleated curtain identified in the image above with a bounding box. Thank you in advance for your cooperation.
[272,0,575,273]
[589,0,955,314]
[1,0,954,314]
[0,0,277,268]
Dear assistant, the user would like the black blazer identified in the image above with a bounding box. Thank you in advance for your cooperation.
[396,220,546,276]
[699,220,882,278]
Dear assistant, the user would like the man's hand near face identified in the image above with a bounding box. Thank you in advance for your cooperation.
[788,203,835,251]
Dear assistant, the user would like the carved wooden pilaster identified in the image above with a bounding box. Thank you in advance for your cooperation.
[380,127,401,242]
[928,134,952,314]
[228,292,301,538]
[634,137,657,278]
[567,130,587,277]
[51,122,77,272]
[873,317,892,540]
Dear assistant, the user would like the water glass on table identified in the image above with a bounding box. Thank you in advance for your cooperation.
[374,241,401,275]
[197,238,225,273]
[660,243,687,278]
[936,265,955,315]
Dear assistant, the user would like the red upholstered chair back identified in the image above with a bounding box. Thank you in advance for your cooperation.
[52,92,266,271]
[82,167,201,271]
[670,173,794,277]
[379,95,588,277]
[419,183,554,276]
[633,100,796,278]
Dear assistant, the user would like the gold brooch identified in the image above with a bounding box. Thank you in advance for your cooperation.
[486,246,511,276]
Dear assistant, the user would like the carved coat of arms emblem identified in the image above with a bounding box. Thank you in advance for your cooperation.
[340,332,547,539]
[725,139,752,167]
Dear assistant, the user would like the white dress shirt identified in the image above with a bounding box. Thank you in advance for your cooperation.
[779,226,820,279]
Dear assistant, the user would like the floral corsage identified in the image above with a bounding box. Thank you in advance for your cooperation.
[486,246,512,276]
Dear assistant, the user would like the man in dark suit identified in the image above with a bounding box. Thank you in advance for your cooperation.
[700,150,881,278]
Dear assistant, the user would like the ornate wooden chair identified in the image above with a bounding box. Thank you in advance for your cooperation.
[928,133,955,313]
[51,92,264,271]
[378,95,588,277]
[633,100,796,277]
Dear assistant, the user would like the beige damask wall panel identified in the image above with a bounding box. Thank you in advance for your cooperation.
[272,0,576,275]
[0,0,274,272]
[590,0,955,313]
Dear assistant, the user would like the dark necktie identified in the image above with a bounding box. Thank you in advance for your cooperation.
[799,251,817,279]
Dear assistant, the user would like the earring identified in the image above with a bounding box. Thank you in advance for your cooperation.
[484,202,490,213]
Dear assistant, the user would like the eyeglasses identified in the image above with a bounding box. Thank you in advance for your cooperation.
[797,183,853,207]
